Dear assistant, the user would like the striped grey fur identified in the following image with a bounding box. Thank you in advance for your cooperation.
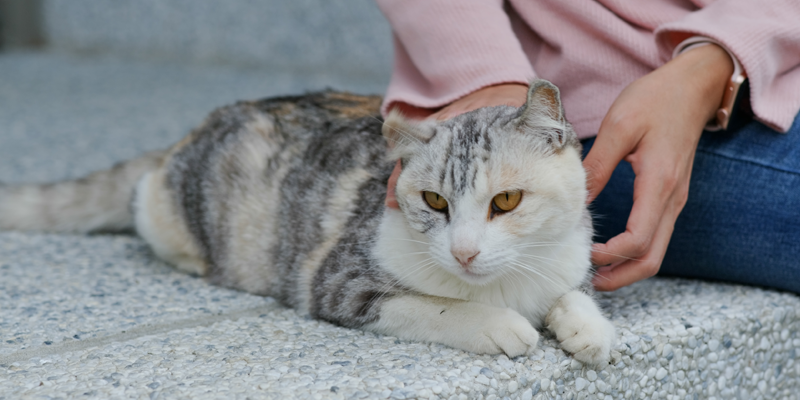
[0,150,166,233]
[0,82,616,362]
[159,92,400,324]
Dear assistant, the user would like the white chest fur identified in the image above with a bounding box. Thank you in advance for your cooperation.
[373,209,592,328]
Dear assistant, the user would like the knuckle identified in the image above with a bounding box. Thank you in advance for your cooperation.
[629,235,651,257]
[664,179,690,212]
[675,189,689,209]
[605,111,643,137]
[599,280,622,292]
[661,169,681,190]
[643,261,661,277]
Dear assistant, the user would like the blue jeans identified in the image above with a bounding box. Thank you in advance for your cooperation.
[582,114,800,294]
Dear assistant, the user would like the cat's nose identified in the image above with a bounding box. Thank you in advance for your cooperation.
[452,249,480,267]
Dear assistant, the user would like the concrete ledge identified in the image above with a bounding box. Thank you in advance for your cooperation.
[42,0,392,82]
[0,52,798,400]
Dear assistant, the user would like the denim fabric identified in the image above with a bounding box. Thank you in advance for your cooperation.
[582,114,800,293]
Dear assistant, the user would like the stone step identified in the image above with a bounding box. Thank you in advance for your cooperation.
[42,0,392,82]
[0,51,798,400]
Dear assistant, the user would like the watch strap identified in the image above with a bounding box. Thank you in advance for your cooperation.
[673,37,748,131]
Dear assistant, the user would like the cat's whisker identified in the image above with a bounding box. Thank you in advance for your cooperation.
[506,262,564,295]
[373,257,435,286]
[591,270,612,282]
[508,260,564,289]
[510,258,575,292]
[371,257,436,292]
[508,261,558,286]
[495,273,518,296]
[515,254,562,270]
[589,250,643,262]
[510,241,565,249]
[388,238,431,246]
[501,264,541,292]
[350,253,433,288]
[367,259,438,309]
[511,242,643,262]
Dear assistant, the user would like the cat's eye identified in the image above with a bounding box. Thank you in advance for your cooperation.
[423,191,448,211]
[492,191,522,213]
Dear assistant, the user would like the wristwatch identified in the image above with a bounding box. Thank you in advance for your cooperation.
[674,37,752,131]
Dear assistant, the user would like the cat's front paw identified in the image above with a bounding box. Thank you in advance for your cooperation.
[546,291,615,366]
[366,296,539,358]
[467,307,540,357]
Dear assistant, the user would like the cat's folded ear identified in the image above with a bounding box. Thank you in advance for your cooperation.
[382,109,437,160]
[514,80,576,150]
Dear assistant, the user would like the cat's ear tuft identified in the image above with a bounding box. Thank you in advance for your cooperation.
[514,80,574,150]
[382,109,436,159]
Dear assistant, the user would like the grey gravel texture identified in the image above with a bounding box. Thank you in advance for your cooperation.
[1,51,799,399]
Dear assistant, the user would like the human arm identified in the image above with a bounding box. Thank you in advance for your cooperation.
[375,0,534,117]
[584,43,733,291]
[655,0,800,133]
[586,0,800,290]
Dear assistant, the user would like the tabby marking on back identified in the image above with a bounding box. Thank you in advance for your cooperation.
[0,80,615,364]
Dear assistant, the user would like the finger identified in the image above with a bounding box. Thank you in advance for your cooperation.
[431,103,469,121]
[429,108,451,121]
[590,159,674,266]
[392,102,434,120]
[592,205,676,291]
[583,120,641,203]
[385,160,402,209]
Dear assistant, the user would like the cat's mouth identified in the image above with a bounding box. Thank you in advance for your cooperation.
[458,268,494,284]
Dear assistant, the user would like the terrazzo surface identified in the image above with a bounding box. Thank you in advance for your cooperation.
[1,52,799,399]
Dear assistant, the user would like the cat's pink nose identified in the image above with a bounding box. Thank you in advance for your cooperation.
[452,249,480,267]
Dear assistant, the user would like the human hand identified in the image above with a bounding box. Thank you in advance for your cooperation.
[429,83,529,120]
[385,83,528,209]
[583,44,734,291]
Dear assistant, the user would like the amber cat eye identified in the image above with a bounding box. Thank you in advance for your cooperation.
[423,191,448,211]
[492,191,522,213]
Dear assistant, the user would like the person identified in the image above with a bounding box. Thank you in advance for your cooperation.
[375,0,800,293]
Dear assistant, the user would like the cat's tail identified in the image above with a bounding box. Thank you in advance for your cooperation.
[0,150,167,233]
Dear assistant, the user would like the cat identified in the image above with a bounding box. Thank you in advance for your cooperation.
[0,80,615,365]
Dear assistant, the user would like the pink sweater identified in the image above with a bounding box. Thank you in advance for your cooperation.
[376,0,800,138]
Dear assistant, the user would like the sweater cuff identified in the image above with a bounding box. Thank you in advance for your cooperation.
[654,0,800,132]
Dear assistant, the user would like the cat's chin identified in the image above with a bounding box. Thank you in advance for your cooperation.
[456,269,497,286]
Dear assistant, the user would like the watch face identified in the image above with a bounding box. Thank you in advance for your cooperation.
[725,78,752,132]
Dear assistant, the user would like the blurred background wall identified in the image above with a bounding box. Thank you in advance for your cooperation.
[0,0,393,85]
[0,0,395,183]
[0,0,44,49]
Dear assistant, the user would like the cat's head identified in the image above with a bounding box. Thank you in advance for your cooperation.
[382,80,589,286]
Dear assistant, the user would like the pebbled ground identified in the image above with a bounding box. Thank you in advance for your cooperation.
[0,51,798,400]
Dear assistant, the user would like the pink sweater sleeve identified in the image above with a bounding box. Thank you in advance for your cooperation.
[376,0,536,116]
[655,0,800,132]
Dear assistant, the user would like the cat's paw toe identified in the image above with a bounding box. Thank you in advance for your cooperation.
[478,309,540,357]
[548,313,615,366]
[559,326,613,365]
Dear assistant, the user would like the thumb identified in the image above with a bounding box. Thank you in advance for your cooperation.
[582,124,636,203]
[582,147,616,204]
